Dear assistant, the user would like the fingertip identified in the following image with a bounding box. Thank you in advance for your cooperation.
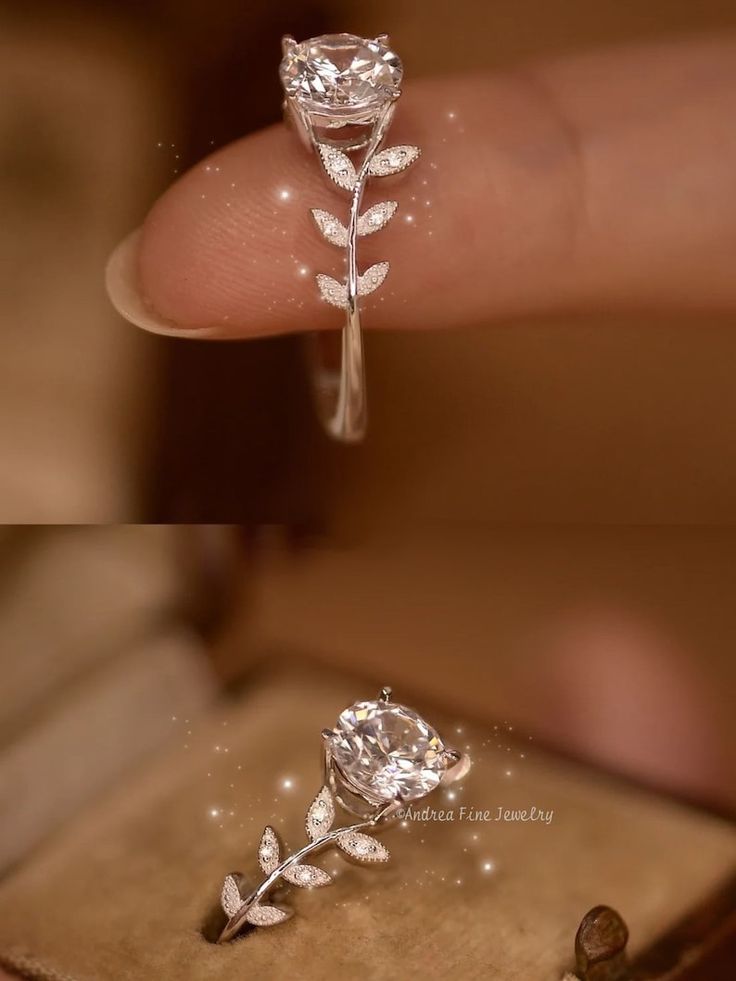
[105,229,221,338]
[135,126,339,338]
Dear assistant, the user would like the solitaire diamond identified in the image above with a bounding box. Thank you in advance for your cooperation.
[280,33,403,116]
[332,699,445,802]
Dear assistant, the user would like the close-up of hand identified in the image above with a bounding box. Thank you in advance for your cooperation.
[108,35,736,339]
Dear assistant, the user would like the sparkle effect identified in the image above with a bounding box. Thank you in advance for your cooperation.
[193,706,532,940]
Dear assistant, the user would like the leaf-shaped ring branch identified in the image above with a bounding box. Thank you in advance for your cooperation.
[279,32,421,443]
[213,684,466,942]
[217,786,394,941]
[314,137,421,316]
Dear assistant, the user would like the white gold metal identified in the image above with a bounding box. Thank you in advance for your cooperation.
[279,33,421,442]
[215,688,463,942]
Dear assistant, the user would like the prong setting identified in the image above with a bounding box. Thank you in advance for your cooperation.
[281,34,297,56]
[216,686,460,941]
[279,31,418,442]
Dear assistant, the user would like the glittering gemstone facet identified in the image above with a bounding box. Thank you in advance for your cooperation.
[332,700,445,802]
[280,34,403,114]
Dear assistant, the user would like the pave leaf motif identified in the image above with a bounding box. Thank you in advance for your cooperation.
[221,874,243,918]
[312,201,398,247]
[282,864,333,888]
[306,785,335,840]
[359,201,398,236]
[368,145,421,177]
[316,262,390,308]
[224,786,397,935]
[311,130,419,322]
[337,831,391,863]
[258,826,281,874]
[245,904,292,927]
[359,261,390,297]
[317,145,357,191]
[315,273,347,308]
[311,209,346,247]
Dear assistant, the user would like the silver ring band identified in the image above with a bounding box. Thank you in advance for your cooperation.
[215,686,467,941]
[279,33,421,442]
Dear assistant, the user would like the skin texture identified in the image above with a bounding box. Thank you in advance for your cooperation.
[119,36,736,338]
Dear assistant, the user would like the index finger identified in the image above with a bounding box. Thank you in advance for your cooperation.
[106,37,736,338]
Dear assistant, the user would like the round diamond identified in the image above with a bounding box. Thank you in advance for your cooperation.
[280,34,402,115]
[332,699,445,802]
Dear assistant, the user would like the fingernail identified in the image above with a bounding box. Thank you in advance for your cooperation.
[105,229,220,338]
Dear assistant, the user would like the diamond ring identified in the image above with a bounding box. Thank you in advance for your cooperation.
[279,33,421,442]
[216,687,465,942]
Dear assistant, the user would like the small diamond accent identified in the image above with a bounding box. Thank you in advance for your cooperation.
[221,874,243,917]
[245,903,291,927]
[368,145,421,177]
[283,863,333,887]
[317,145,357,191]
[258,826,280,874]
[316,273,347,308]
[312,202,398,247]
[337,831,390,863]
[359,261,389,296]
[316,263,390,308]
[306,786,335,840]
[359,201,398,235]
[311,209,347,247]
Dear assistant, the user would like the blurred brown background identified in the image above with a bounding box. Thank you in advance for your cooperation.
[2,0,736,524]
